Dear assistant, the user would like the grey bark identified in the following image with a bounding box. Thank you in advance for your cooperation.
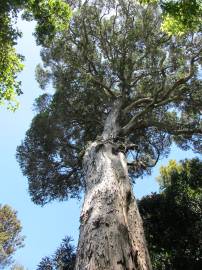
[75,102,152,270]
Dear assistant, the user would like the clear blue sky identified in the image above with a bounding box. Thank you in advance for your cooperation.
[0,19,199,270]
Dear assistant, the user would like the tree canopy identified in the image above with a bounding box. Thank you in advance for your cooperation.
[17,0,202,205]
[0,0,71,110]
[139,158,202,270]
[0,205,24,268]
[1,1,201,110]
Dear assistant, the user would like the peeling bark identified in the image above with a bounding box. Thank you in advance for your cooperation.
[75,103,152,270]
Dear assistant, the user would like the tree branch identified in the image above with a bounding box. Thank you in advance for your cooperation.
[160,49,202,102]
[121,47,202,135]
[123,97,153,114]
[149,120,202,136]
[121,101,155,135]
[89,76,118,97]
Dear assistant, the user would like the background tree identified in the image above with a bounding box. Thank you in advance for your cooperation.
[0,0,71,110]
[17,0,202,269]
[37,257,53,270]
[139,0,202,35]
[0,205,24,268]
[11,263,27,270]
[37,237,76,270]
[139,158,202,270]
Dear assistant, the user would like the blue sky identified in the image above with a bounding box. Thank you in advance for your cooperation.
[0,19,199,270]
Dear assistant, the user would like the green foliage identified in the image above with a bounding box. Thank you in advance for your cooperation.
[139,0,202,35]
[0,205,24,268]
[0,45,23,110]
[157,159,182,188]
[139,158,202,270]
[161,0,202,35]
[0,0,24,110]
[17,0,202,205]
[23,0,72,46]
[37,237,76,270]
[17,92,86,204]
[0,0,71,110]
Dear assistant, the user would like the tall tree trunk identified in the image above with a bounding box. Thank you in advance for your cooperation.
[75,103,152,270]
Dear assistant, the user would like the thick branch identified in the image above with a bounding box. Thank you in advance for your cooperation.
[121,48,202,135]
[123,97,153,114]
[80,17,118,98]
[121,101,155,135]
[89,76,118,97]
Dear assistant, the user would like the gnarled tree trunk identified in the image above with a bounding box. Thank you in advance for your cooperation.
[75,102,152,270]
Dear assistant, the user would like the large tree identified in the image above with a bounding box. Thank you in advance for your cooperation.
[17,0,202,269]
[139,158,202,270]
[0,205,24,268]
[36,158,202,270]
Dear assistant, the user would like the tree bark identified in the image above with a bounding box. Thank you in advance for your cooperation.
[75,103,152,270]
